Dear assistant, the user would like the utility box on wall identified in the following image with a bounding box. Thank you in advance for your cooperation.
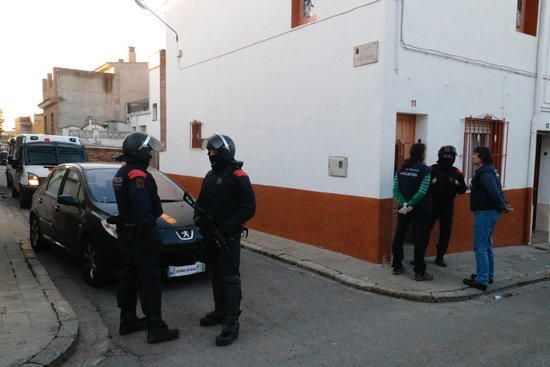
[329,156,348,178]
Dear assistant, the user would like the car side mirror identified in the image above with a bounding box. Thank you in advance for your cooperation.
[58,195,80,208]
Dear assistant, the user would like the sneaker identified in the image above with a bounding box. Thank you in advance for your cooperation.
[200,310,224,327]
[471,274,493,284]
[463,278,488,291]
[434,257,447,267]
[392,267,405,275]
[414,272,434,281]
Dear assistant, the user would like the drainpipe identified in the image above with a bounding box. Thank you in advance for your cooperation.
[527,0,549,243]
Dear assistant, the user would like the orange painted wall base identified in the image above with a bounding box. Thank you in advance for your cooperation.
[168,174,530,264]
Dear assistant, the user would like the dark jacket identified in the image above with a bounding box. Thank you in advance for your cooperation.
[112,163,163,228]
[470,164,506,212]
[196,162,256,235]
[394,161,432,211]
[430,163,467,201]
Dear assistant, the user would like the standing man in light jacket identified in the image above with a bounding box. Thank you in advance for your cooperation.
[463,146,512,291]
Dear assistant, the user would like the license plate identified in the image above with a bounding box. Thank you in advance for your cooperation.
[167,262,206,278]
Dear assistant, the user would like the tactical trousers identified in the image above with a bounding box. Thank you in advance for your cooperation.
[117,230,162,321]
[431,199,455,256]
[207,234,241,325]
[392,209,432,274]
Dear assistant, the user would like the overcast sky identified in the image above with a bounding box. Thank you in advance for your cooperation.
[0,0,166,130]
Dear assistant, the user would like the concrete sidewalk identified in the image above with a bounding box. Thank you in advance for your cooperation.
[0,196,78,366]
[243,230,550,302]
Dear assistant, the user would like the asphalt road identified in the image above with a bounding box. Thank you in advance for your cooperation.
[1,166,549,366]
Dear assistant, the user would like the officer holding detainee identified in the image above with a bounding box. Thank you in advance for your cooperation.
[428,146,467,267]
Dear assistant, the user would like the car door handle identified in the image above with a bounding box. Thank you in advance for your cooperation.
[54,205,60,212]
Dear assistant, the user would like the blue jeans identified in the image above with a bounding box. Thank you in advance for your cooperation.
[473,210,500,285]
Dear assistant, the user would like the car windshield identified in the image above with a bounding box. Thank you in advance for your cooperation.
[25,144,86,166]
[84,168,185,204]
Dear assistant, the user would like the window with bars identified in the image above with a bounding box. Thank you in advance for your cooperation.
[190,120,202,149]
[516,0,539,36]
[291,0,316,28]
[462,116,509,185]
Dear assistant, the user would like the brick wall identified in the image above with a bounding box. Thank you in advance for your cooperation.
[85,146,122,162]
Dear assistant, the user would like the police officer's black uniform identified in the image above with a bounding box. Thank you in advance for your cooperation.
[429,146,467,267]
[112,132,179,344]
[196,134,256,347]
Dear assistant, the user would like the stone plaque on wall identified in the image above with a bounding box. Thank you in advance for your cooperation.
[353,41,379,67]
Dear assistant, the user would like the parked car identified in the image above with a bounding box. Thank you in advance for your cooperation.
[7,134,87,208]
[29,163,205,286]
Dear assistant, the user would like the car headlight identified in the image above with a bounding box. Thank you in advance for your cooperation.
[28,173,40,186]
[101,219,118,238]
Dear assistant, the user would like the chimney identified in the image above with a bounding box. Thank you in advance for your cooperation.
[129,46,136,63]
[47,73,53,87]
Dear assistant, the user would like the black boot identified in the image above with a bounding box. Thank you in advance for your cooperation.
[216,275,241,347]
[146,316,179,344]
[119,315,148,336]
[200,310,224,327]
[434,256,447,267]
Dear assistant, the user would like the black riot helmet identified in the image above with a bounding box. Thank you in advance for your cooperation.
[438,145,457,165]
[119,132,164,165]
[205,134,236,166]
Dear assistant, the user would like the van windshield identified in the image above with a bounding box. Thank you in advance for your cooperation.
[24,144,86,166]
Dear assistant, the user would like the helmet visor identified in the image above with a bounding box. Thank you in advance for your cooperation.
[140,134,164,152]
[206,134,230,151]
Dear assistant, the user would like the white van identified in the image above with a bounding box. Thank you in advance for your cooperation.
[6,134,87,208]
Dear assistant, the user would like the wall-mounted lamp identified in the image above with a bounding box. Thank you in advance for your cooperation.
[134,0,183,58]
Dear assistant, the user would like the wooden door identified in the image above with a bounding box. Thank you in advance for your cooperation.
[395,114,416,173]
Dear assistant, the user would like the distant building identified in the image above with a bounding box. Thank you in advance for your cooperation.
[33,114,45,134]
[38,47,148,135]
[14,116,33,135]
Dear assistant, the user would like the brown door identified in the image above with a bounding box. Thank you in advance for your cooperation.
[392,114,417,241]
[395,114,416,173]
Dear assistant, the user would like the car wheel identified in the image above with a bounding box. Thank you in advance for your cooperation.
[82,242,104,287]
[30,216,49,251]
[11,186,19,198]
[20,191,31,209]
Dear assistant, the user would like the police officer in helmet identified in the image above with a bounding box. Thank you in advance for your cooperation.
[429,145,467,266]
[196,134,256,346]
[112,132,179,344]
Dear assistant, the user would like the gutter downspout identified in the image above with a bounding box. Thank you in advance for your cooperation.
[527,0,549,243]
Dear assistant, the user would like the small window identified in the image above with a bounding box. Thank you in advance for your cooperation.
[190,120,202,149]
[152,103,158,121]
[516,0,539,36]
[292,0,317,28]
[46,169,66,197]
[462,116,509,185]
[139,125,147,133]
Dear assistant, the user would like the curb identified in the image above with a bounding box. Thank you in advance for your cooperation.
[19,240,79,367]
[242,240,550,303]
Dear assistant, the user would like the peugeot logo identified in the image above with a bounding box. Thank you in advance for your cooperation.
[176,230,194,241]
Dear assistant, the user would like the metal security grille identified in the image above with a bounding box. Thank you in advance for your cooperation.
[462,116,509,185]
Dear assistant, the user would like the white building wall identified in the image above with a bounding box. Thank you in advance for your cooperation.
[148,56,161,140]
[163,0,390,198]
[163,0,547,200]
[379,0,544,197]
